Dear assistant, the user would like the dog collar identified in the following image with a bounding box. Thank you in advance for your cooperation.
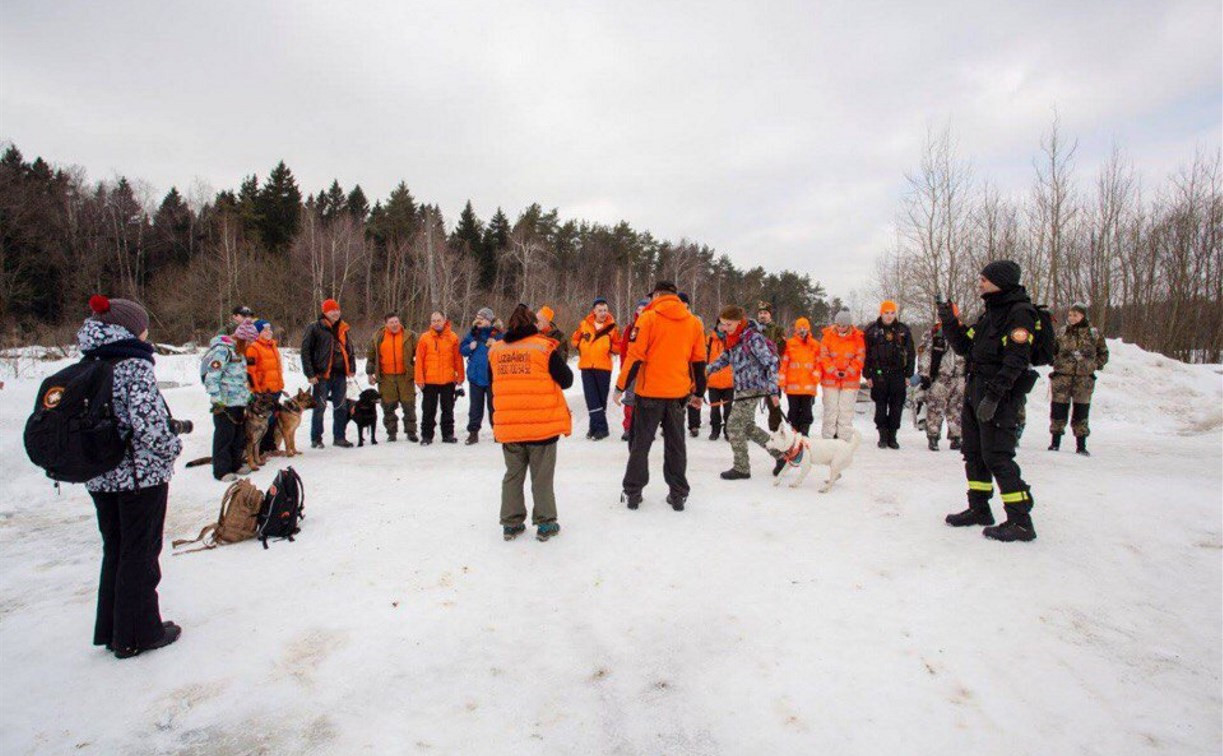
[783,440,804,467]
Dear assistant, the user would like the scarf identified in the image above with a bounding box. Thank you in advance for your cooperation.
[85,338,156,364]
[725,321,747,349]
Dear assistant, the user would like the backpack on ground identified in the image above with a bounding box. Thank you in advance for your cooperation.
[1028,305,1057,367]
[257,466,304,548]
[172,479,264,554]
[24,357,128,483]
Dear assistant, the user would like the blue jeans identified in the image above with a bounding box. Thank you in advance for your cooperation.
[581,369,611,436]
[311,374,349,442]
[467,382,494,433]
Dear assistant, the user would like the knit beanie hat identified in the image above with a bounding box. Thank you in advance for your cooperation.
[538,306,555,323]
[834,310,853,327]
[254,319,272,334]
[476,307,495,321]
[678,292,690,305]
[234,321,259,342]
[1069,302,1088,316]
[880,300,898,314]
[321,298,341,314]
[795,317,811,331]
[592,297,608,307]
[981,260,1022,290]
[89,295,149,337]
[635,298,650,310]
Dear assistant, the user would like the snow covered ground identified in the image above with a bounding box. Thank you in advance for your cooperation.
[1,340,1219,754]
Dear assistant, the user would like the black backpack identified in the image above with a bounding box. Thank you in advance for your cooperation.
[256,466,304,548]
[1029,305,1057,367]
[24,358,129,483]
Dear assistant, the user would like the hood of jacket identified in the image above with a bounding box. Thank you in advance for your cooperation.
[504,324,540,344]
[584,312,616,328]
[649,295,690,321]
[207,333,237,352]
[77,320,135,352]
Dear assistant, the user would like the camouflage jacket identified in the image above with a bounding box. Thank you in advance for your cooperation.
[918,329,964,384]
[1052,322,1109,377]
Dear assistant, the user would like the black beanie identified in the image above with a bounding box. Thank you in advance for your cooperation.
[981,260,1021,290]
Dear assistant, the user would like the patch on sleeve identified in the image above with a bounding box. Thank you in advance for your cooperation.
[209,360,223,370]
[629,327,639,342]
[1010,328,1030,344]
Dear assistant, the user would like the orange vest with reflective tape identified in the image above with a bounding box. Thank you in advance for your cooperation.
[379,329,407,375]
[780,334,820,395]
[490,334,572,443]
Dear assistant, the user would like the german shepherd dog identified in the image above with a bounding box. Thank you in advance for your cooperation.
[244,393,278,470]
[348,388,381,446]
[273,388,315,457]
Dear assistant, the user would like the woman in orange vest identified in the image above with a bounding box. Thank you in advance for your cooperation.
[779,317,820,436]
[414,311,465,445]
[819,310,866,440]
[706,324,734,441]
[246,319,285,452]
[570,297,619,440]
[490,304,574,542]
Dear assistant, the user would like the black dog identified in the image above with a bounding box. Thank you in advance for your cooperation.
[348,389,381,446]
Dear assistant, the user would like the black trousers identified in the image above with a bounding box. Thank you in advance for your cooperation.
[962,375,1033,521]
[90,483,169,650]
[421,383,456,440]
[786,394,815,436]
[709,387,734,432]
[687,404,701,431]
[623,396,689,498]
[211,407,246,480]
[870,372,907,431]
[580,369,611,435]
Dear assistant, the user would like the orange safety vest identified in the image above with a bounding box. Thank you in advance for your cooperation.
[379,329,407,375]
[780,333,820,395]
[820,325,865,390]
[706,330,734,390]
[489,334,572,443]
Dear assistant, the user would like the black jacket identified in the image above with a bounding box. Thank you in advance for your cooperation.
[864,319,915,377]
[942,286,1037,399]
[300,317,356,380]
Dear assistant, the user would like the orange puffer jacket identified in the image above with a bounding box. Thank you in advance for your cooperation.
[571,313,620,371]
[780,332,820,396]
[819,325,865,390]
[246,338,284,394]
[615,295,705,399]
[706,329,733,390]
[490,334,572,443]
[415,323,465,385]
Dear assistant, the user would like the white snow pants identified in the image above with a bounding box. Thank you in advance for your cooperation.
[821,387,857,439]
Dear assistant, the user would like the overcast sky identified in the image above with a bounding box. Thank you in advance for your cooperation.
[2,0,1219,298]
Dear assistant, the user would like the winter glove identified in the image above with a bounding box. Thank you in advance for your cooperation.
[920,376,932,390]
[936,300,956,325]
[454,385,466,398]
[976,394,999,423]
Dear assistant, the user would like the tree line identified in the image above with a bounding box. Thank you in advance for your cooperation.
[873,117,1222,364]
[0,145,831,347]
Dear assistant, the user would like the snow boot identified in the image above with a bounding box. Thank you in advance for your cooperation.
[334,439,354,448]
[1076,436,1090,456]
[387,432,397,443]
[709,428,721,441]
[591,431,609,441]
[442,435,458,444]
[689,428,699,438]
[720,469,751,480]
[114,621,181,659]
[877,430,887,449]
[311,439,325,449]
[984,508,1037,542]
[465,431,479,446]
[406,432,419,443]
[622,490,641,510]
[667,493,686,511]
[503,524,526,541]
[886,429,899,450]
[536,522,561,541]
[420,437,433,446]
[621,431,631,442]
[927,436,939,451]
[945,506,995,527]
[1048,433,1062,451]
[949,437,961,451]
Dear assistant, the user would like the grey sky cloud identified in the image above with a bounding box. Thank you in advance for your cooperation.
[2,0,1218,298]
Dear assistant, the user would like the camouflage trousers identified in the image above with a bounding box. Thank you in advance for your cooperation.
[926,377,964,441]
[725,393,780,474]
[1050,373,1096,437]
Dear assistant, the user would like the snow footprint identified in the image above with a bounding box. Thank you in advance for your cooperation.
[276,628,349,687]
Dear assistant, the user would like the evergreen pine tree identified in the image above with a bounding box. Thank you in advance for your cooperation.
[346,185,369,222]
[256,161,302,252]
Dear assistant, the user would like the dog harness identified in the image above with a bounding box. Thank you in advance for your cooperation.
[782,440,805,468]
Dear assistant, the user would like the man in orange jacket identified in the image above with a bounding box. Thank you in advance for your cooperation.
[368,313,419,443]
[415,311,465,445]
[819,310,866,440]
[491,304,575,542]
[779,317,820,436]
[571,297,619,440]
[613,281,707,511]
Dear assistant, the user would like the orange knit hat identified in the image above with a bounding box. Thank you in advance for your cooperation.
[795,317,811,331]
[880,300,897,314]
[538,306,554,323]
[322,298,341,314]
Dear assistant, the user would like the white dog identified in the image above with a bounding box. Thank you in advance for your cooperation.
[765,424,861,492]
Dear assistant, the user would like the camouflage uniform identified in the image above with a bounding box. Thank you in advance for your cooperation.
[1049,321,1109,437]
[918,327,965,441]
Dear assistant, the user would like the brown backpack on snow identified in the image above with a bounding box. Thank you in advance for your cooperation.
[172,479,264,554]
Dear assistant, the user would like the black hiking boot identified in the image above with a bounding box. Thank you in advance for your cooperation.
[591,431,609,441]
[622,490,642,510]
[983,519,1037,542]
[720,469,751,480]
[689,428,699,438]
[949,437,961,450]
[406,432,419,443]
[928,437,939,451]
[503,524,526,541]
[465,431,479,445]
[709,428,721,441]
[877,431,887,449]
[1076,436,1090,456]
[667,493,686,511]
[420,437,433,446]
[311,439,325,449]
[621,431,631,442]
[442,435,458,444]
[945,506,995,527]
[387,432,397,443]
[114,621,181,659]
[333,439,353,448]
[1049,433,1062,451]
[886,429,899,450]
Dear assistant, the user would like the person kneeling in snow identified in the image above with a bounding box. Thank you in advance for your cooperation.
[705,305,786,480]
[490,304,574,542]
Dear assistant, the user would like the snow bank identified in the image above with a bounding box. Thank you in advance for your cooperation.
[0,339,1219,753]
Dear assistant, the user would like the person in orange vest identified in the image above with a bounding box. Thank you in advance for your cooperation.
[570,297,619,440]
[705,322,734,441]
[618,297,650,441]
[367,313,419,443]
[246,319,285,453]
[301,298,356,448]
[779,317,820,436]
[819,310,865,440]
[613,281,707,511]
[415,311,465,445]
[490,304,574,542]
